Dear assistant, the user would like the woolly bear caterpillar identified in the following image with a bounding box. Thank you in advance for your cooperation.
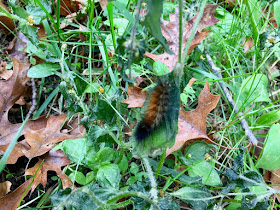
[134,80,172,142]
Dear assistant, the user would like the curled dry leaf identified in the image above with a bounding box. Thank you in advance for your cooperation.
[0,60,13,80]
[0,2,15,34]
[145,4,220,71]
[99,0,108,10]
[0,179,32,210]
[0,181,11,196]
[25,150,72,192]
[122,86,147,108]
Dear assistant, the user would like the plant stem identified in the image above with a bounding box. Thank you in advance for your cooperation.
[155,150,166,178]
[182,0,207,67]
[143,157,158,203]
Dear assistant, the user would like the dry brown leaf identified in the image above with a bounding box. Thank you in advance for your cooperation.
[0,181,11,196]
[187,78,198,86]
[180,82,220,133]
[244,38,254,53]
[60,0,83,16]
[0,57,30,146]
[6,32,29,60]
[0,2,15,34]
[166,82,219,156]
[99,0,108,10]
[145,4,219,71]
[22,115,81,158]
[0,179,32,210]
[25,150,72,192]
[0,60,13,80]
[122,86,147,108]
[166,115,211,156]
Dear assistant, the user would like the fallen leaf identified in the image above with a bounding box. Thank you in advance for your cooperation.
[6,32,29,60]
[145,4,219,71]
[122,86,147,108]
[0,179,32,210]
[270,169,280,191]
[22,115,82,158]
[0,181,11,196]
[180,82,220,133]
[0,2,15,34]
[59,0,83,16]
[0,57,30,146]
[187,78,198,86]
[166,116,211,156]
[25,150,72,192]
[99,0,108,10]
[0,60,13,80]
[166,82,219,156]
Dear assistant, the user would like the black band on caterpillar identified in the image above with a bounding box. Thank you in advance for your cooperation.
[134,81,171,142]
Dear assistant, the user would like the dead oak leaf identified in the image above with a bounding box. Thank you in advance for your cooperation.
[166,82,219,156]
[0,60,13,80]
[22,115,81,158]
[0,181,11,196]
[145,4,219,71]
[25,150,72,192]
[0,116,48,164]
[122,86,147,108]
[0,2,15,34]
[180,82,220,133]
[0,179,32,210]
[0,57,29,146]
[166,115,211,156]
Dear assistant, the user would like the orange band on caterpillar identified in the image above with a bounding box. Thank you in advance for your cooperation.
[134,81,171,142]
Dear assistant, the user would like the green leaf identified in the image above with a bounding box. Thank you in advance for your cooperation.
[118,155,128,174]
[275,0,280,27]
[148,158,202,185]
[256,110,280,126]
[130,162,139,175]
[153,61,169,76]
[27,42,46,60]
[238,74,270,109]
[171,186,212,209]
[28,63,60,78]
[181,141,213,166]
[256,124,280,170]
[188,161,222,186]
[85,171,95,185]
[94,147,118,163]
[144,0,173,54]
[96,164,121,189]
[69,171,86,185]
[84,83,101,93]
[19,23,39,44]
[50,184,121,209]
[57,138,87,164]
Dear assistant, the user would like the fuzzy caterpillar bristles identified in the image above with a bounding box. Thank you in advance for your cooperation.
[134,81,171,142]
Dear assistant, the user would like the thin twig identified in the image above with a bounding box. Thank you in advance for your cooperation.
[205,52,258,145]
[26,78,37,119]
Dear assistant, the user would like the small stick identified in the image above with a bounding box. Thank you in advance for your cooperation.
[26,78,37,119]
[205,53,258,145]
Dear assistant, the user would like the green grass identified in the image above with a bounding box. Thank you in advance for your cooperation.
[1,0,280,209]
